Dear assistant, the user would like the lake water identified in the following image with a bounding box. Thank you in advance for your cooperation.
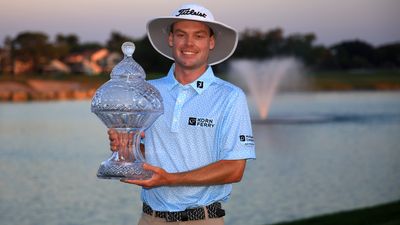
[0,91,399,225]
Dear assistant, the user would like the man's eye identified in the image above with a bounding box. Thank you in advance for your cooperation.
[196,34,205,39]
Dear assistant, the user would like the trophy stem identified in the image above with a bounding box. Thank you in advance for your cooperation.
[114,128,135,162]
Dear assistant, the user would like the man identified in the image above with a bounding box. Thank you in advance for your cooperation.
[109,3,256,225]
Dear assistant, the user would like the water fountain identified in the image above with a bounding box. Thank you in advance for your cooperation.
[229,59,365,124]
[229,58,304,120]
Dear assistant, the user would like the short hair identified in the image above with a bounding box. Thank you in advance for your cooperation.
[169,23,214,37]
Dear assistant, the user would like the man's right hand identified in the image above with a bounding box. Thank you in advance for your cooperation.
[107,129,145,152]
[108,129,119,152]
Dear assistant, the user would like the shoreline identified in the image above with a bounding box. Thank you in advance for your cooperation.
[0,80,97,102]
[1,76,400,102]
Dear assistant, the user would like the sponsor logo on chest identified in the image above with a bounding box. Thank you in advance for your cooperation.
[188,117,215,128]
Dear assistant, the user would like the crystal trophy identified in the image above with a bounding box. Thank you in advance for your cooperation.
[91,42,163,180]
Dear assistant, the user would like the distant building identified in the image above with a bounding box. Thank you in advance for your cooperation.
[64,48,121,75]
[1,47,121,76]
[43,59,71,74]
[13,59,34,75]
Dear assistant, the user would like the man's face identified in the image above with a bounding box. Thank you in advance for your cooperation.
[168,20,215,70]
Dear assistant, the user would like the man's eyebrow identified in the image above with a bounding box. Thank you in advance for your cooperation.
[195,30,208,34]
[173,28,209,35]
[172,28,186,34]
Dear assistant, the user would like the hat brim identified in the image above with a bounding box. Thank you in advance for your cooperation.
[147,17,238,66]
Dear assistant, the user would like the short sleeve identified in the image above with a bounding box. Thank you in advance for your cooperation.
[219,89,256,160]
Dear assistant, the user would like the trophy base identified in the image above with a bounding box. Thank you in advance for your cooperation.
[97,161,153,180]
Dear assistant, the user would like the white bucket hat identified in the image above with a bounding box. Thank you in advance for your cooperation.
[146,3,238,65]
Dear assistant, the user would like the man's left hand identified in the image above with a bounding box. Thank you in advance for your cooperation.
[120,163,171,188]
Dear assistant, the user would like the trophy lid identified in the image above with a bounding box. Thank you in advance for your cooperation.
[111,42,146,79]
[91,41,164,129]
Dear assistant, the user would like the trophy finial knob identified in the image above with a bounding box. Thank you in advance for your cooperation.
[121,42,135,57]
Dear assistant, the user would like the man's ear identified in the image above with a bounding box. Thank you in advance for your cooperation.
[168,33,173,47]
[209,35,215,50]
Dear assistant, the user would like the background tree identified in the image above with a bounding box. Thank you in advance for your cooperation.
[105,31,171,75]
[310,45,335,70]
[375,43,400,68]
[74,42,103,52]
[12,31,55,72]
[3,29,399,76]
[0,36,13,74]
[330,40,376,70]
[264,28,285,56]
[134,36,171,76]
[281,33,316,65]
[55,34,80,57]
[106,31,133,52]
[234,28,285,59]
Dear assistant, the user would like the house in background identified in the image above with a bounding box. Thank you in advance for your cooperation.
[13,59,34,75]
[0,47,121,76]
[64,48,121,75]
[43,59,71,74]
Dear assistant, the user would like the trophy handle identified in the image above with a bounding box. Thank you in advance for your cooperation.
[131,129,145,163]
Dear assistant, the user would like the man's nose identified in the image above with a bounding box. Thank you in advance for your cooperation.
[185,35,195,46]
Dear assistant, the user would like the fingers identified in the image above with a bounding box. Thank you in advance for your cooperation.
[120,179,146,185]
[108,129,119,151]
[108,129,117,140]
[142,163,157,172]
[110,142,118,152]
[120,177,154,188]
[119,163,162,188]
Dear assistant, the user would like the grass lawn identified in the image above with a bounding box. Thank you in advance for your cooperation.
[267,200,400,225]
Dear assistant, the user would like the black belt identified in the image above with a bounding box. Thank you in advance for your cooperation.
[143,202,225,222]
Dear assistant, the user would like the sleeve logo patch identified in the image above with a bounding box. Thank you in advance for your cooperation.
[239,135,255,146]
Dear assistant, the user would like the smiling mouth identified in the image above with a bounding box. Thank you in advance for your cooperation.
[182,50,197,55]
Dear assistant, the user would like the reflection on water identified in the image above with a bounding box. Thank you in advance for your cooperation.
[0,92,400,225]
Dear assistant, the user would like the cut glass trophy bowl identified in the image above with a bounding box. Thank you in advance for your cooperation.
[91,42,163,180]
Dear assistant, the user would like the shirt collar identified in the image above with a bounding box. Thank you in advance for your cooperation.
[166,64,216,94]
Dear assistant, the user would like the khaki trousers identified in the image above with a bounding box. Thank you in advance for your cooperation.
[137,211,224,225]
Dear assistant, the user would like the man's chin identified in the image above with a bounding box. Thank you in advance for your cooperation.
[176,60,200,69]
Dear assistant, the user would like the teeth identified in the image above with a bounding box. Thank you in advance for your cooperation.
[183,51,195,55]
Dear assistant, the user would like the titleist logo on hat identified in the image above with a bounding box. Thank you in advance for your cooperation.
[176,8,207,18]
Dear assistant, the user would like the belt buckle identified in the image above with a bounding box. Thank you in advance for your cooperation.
[164,208,202,222]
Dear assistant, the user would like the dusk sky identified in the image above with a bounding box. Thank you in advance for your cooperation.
[1,0,399,47]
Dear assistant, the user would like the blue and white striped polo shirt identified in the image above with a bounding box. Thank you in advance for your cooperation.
[142,64,256,212]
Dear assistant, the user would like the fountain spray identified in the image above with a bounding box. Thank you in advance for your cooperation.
[229,58,303,120]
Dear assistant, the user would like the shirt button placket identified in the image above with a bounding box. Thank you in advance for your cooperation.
[171,88,187,132]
